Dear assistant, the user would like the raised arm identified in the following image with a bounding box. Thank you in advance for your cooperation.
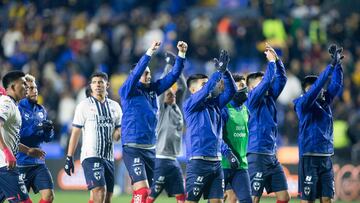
[270,59,287,99]
[184,71,222,113]
[154,41,187,95]
[246,61,276,109]
[265,43,287,99]
[298,44,344,110]
[297,64,334,111]
[325,48,344,104]
[217,70,236,108]
[119,41,161,99]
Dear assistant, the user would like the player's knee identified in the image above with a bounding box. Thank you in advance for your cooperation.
[320,197,333,203]
[133,180,149,191]
[92,187,106,198]
[227,192,237,203]
[40,189,54,203]
[276,190,290,202]
[46,191,55,202]
[252,196,261,203]
[208,199,222,203]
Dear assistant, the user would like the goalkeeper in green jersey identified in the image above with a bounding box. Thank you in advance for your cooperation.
[221,74,252,203]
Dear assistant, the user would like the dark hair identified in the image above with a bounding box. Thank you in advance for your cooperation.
[186,74,208,88]
[246,71,264,86]
[301,75,318,91]
[2,71,25,89]
[232,73,245,82]
[90,72,108,82]
[85,85,92,97]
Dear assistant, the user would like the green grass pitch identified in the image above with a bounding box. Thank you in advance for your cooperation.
[29,191,354,203]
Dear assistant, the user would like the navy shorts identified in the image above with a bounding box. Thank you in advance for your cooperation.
[247,154,288,197]
[185,160,224,201]
[123,146,155,186]
[150,158,185,198]
[224,169,252,203]
[82,157,115,192]
[298,156,334,201]
[0,167,29,203]
[18,164,54,194]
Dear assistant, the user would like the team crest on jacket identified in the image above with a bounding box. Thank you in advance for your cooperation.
[38,112,44,119]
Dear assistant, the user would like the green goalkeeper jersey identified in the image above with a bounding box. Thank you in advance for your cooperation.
[221,102,249,169]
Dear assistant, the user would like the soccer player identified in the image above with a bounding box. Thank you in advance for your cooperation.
[245,43,289,203]
[294,44,343,203]
[119,41,187,203]
[17,74,55,203]
[221,74,252,203]
[184,50,239,203]
[64,72,122,203]
[146,52,187,203]
[0,70,45,203]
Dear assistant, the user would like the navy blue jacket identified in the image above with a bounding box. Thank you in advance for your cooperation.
[294,64,343,156]
[245,60,287,155]
[184,70,236,159]
[119,54,185,146]
[17,98,54,165]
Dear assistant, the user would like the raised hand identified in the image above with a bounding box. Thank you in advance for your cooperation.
[328,44,344,66]
[177,41,188,53]
[149,41,161,52]
[214,50,230,73]
[264,44,277,62]
[265,42,279,60]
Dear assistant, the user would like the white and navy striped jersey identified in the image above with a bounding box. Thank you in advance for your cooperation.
[0,95,22,168]
[72,96,122,163]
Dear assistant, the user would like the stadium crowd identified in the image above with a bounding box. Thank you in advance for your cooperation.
[0,0,359,163]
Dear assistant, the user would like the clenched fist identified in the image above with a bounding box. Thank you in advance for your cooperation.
[177,41,188,53]
[149,41,161,52]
